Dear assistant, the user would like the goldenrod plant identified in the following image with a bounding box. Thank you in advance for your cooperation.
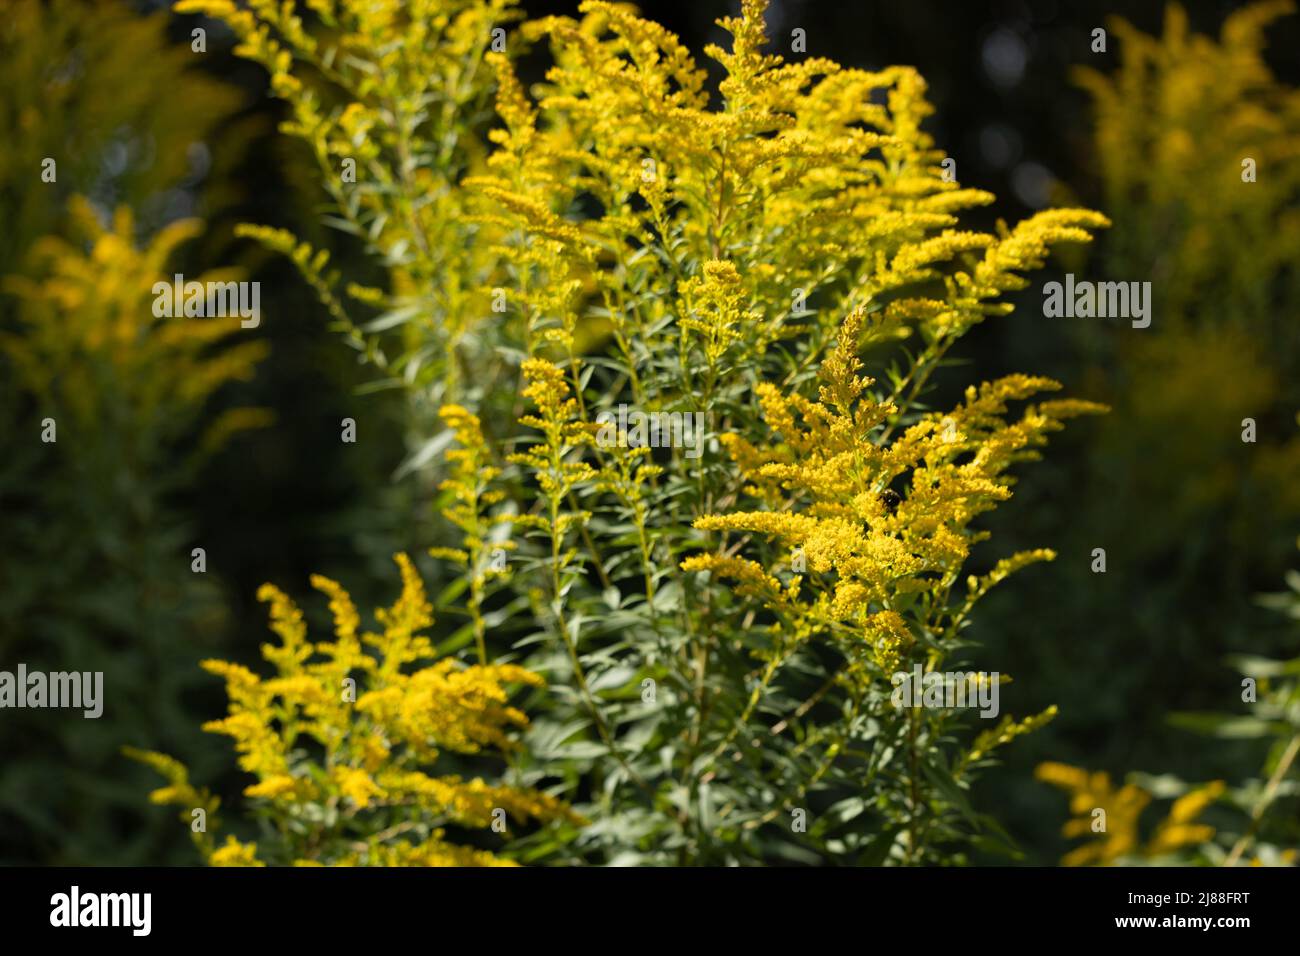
[0,0,262,865]
[458,0,1108,866]
[1074,0,1300,547]
[174,0,523,461]
[3,198,270,458]
[0,0,244,274]
[0,198,268,863]
[129,554,579,866]
[1076,1,1300,339]
[987,4,1300,849]
[1038,546,1300,867]
[160,0,1111,864]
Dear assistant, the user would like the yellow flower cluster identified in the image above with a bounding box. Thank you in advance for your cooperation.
[685,308,1105,685]
[466,0,1107,702]
[175,0,520,396]
[472,0,1107,387]
[1,196,270,451]
[130,554,579,866]
[1077,0,1300,329]
[1075,1,1300,535]
[1036,762,1224,865]
[678,260,758,371]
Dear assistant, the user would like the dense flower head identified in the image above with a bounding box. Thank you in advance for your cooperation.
[686,309,1106,686]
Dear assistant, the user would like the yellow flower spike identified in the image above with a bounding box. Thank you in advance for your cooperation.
[243,775,300,801]
[433,403,511,664]
[680,554,784,602]
[310,574,361,645]
[373,552,435,649]
[678,259,757,366]
[1146,781,1226,856]
[256,583,311,675]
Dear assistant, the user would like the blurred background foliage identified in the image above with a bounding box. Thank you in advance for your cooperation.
[1,0,1297,864]
[0,0,407,864]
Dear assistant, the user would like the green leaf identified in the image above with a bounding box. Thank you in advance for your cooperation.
[1168,712,1290,738]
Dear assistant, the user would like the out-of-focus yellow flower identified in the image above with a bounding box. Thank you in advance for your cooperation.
[209,837,265,868]
[1,196,270,451]
[1037,762,1225,865]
